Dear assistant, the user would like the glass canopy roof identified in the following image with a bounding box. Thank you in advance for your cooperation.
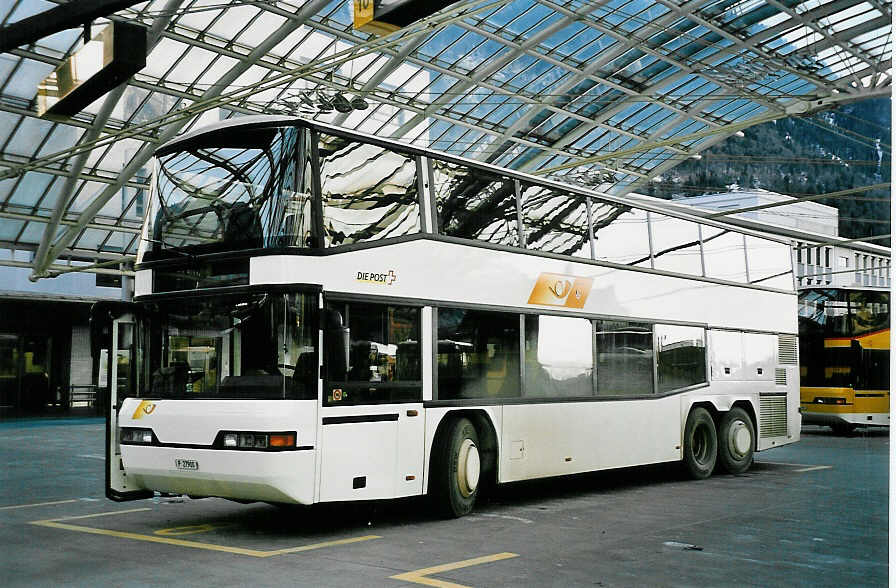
[0,0,890,279]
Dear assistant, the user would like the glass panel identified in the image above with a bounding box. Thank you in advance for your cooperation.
[595,320,653,396]
[319,133,420,246]
[649,213,703,276]
[591,199,651,266]
[701,226,747,283]
[22,336,51,412]
[0,334,19,409]
[142,126,313,261]
[324,301,421,405]
[655,325,706,393]
[141,292,317,400]
[520,183,590,257]
[437,308,520,400]
[524,315,593,398]
[745,235,793,289]
[433,159,519,246]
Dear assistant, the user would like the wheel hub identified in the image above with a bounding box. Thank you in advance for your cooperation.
[728,421,751,458]
[457,439,480,497]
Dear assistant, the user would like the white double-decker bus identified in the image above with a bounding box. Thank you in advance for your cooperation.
[96,116,800,517]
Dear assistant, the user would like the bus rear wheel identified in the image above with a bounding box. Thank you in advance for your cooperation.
[683,407,717,479]
[717,407,754,474]
[430,417,481,518]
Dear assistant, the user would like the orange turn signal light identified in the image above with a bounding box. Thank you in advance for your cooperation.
[269,434,296,447]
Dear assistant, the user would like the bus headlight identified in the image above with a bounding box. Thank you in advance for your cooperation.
[121,427,154,445]
[217,431,296,450]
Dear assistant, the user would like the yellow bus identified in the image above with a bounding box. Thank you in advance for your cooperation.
[799,288,889,434]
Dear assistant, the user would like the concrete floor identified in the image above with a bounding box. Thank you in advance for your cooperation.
[0,419,888,587]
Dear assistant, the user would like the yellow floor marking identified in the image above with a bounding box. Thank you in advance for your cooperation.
[30,509,380,558]
[391,552,519,588]
[0,499,78,511]
[156,524,219,536]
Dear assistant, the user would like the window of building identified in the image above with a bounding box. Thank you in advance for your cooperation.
[437,308,520,400]
[655,325,707,393]
[523,314,593,398]
[318,133,420,246]
[324,300,421,405]
[96,273,123,288]
[595,320,654,396]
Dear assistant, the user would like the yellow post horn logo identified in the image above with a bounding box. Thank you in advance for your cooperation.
[528,273,593,309]
[132,400,157,420]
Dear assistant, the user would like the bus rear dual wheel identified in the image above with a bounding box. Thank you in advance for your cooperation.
[683,407,755,479]
[431,417,482,518]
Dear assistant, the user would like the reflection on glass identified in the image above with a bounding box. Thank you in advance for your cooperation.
[595,320,653,396]
[144,126,313,260]
[324,302,421,405]
[141,293,317,400]
[433,160,519,246]
[649,213,703,276]
[591,200,651,266]
[655,325,706,393]
[520,184,590,257]
[524,315,593,397]
[745,235,793,288]
[701,226,747,282]
[319,134,420,246]
[437,308,520,399]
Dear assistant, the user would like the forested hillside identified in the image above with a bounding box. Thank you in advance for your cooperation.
[648,98,891,243]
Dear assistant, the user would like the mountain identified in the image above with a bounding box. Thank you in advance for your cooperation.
[647,98,891,244]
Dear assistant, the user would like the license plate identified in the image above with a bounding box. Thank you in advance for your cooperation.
[175,459,199,471]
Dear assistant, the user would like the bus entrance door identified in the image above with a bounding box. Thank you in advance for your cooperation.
[92,302,153,502]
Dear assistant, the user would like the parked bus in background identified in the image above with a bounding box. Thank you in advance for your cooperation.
[799,288,889,434]
[94,116,800,517]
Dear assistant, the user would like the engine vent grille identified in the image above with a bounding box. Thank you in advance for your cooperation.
[778,335,798,365]
[775,368,787,386]
[760,394,788,438]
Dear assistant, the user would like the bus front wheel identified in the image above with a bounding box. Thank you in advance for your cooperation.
[717,407,754,474]
[431,417,481,518]
[683,407,717,479]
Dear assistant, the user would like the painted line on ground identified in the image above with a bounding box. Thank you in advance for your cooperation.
[0,499,78,511]
[30,509,380,557]
[760,461,833,473]
[391,552,519,588]
[791,465,834,473]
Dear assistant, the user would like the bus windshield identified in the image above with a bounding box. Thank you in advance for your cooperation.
[799,289,889,338]
[139,126,314,261]
[137,292,317,400]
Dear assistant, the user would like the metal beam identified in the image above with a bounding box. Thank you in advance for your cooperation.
[0,0,145,53]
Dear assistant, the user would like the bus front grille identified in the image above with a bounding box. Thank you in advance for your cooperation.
[760,394,788,438]
[778,335,798,365]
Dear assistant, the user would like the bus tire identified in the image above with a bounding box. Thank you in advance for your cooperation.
[716,407,754,474]
[683,407,717,479]
[431,417,481,518]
